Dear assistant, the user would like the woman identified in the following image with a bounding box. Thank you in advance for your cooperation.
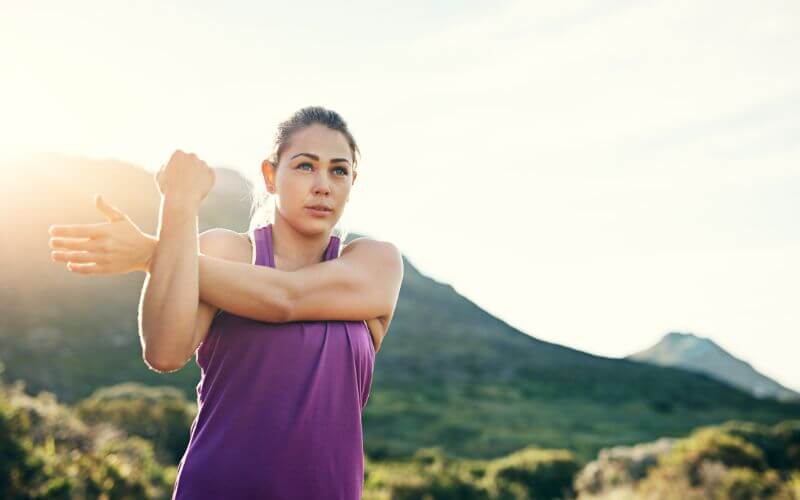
[48,106,404,499]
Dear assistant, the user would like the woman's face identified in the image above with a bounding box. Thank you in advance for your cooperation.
[262,123,357,234]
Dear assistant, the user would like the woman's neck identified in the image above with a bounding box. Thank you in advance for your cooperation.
[270,213,332,271]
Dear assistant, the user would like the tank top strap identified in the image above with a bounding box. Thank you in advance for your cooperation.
[253,224,273,268]
[325,233,341,261]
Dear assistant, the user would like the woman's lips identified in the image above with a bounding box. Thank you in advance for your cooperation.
[305,207,332,216]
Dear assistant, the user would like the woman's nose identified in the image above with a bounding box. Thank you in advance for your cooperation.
[312,175,331,195]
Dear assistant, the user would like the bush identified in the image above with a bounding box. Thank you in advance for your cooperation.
[634,421,800,500]
[772,420,800,469]
[660,427,767,485]
[388,473,489,500]
[0,381,175,499]
[0,386,44,499]
[573,437,677,496]
[717,420,800,472]
[785,471,800,498]
[713,467,784,500]
[75,382,195,465]
[481,446,578,499]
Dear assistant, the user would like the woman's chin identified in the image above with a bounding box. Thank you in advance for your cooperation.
[297,215,334,233]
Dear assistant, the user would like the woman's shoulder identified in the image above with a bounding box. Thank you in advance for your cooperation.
[341,236,400,257]
[340,237,403,274]
[198,227,253,264]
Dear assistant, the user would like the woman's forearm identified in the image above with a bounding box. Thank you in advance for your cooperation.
[138,197,201,369]
[197,254,290,322]
[137,231,291,324]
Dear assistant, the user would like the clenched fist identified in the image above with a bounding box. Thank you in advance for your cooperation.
[155,149,216,205]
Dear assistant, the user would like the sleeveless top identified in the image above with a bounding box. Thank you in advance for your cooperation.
[171,223,376,500]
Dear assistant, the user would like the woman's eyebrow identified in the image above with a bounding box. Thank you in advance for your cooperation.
[290,152,351,165]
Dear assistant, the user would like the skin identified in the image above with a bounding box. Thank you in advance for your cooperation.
[48,124,402,371]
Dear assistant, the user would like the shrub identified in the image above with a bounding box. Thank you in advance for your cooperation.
[660,427,767,485]
[481,446,578,499]
[75,382,195,465]
[713,467,784,500]
[388,473,489,500]
[573,437,677,496]
[0,381,175,499]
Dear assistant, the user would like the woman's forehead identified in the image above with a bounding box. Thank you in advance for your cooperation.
[284,125,351,160]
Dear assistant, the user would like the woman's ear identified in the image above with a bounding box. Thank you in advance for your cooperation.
[261,159,277,194]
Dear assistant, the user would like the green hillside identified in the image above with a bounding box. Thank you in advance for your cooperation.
[2,153,799,465]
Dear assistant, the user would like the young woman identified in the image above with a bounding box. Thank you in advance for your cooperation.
[48,106,404,499]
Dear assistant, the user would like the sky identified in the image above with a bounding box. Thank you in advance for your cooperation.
[2,1,798,390]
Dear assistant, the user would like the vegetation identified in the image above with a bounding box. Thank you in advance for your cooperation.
[362,445,579,499]
[0,370,176,499]
[74,383,195,465]
[2,361,800,499]
[575,420,800,499]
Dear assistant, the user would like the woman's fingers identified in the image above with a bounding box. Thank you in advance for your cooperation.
[66,262,102,274]
[48,236,104,251]
[51,250,114,275]
[49,223,107,238]
[51,250,106,264]
[95,194,126,222]
[365,317,384,353]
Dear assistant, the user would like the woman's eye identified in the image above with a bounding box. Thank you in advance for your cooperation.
[296,162,347,175]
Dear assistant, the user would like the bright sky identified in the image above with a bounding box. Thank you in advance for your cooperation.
[2,1,798,391]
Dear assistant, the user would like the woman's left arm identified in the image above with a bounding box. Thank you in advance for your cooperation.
[50,199,403,324]
[283,239,403,322]
[196,238,403,323]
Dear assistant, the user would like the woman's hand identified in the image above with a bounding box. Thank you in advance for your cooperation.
[365,317,386,354]
[156,149,215,206]
[49,194,157,275]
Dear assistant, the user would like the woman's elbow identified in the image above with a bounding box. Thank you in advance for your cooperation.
[143,351,185,373]
[141,335,190,373]
[269,299,293,323]
[262,285,293,323]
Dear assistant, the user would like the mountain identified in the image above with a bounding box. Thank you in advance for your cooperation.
[628,331,800,402]
[2,153,800,465]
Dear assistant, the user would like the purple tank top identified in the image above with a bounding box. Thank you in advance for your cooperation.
[172,223,376,499]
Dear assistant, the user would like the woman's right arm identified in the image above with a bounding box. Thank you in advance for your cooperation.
[138,196,203,372]
[171,230,238,369]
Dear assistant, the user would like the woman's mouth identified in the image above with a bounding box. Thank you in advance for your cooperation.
[305,206,332,216]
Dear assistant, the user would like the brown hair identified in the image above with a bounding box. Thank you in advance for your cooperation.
[267,106,360,169]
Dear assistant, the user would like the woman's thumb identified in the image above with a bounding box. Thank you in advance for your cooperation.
[95,194,125,222]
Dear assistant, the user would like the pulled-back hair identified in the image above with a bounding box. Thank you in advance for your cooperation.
[247,106,360,240]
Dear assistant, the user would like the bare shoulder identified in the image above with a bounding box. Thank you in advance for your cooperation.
[198,227,253,264]
[342,237,404,349]
[341,237,404,270]
[341,236,400,256]
[342,236,403,281]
